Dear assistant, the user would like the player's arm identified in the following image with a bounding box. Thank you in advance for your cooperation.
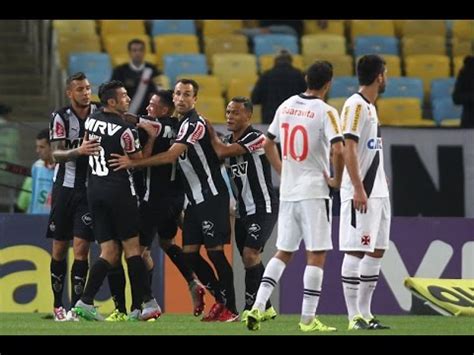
[325,140,344,189]
[344,137,367,213]
[109,142,186,171]
[264,134,281,176]
[207,120,246,158]
[137,121,157,158]
[51,132,100,163]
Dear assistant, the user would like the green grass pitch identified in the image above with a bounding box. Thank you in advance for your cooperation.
[1,313,473,335]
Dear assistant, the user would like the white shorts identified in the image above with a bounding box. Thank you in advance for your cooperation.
[339,197,391,252]
[276,199,333,252]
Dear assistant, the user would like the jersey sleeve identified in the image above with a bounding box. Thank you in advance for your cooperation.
[237,131,265,153]
[324,108,344,144]
[175,119,206,146]
[120,127,142,154]
[49,112,66,142]
[341,100,364,142]
[267,106,281,142]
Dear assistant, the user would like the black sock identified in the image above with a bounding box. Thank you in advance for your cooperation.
[107,264,127,313]
[50,258,67,308]
[127,255,152,305]
[148,267,154,288]
[208,250,237,314]
[70,259,89,308]
[183,252,224,303]
[245,262,272,310]
[165,244,194,283]
[81,258,111,305]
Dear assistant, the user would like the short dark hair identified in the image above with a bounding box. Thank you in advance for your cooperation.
[128,38,146,51]
[357,54,386,86]
[175,78,199,97]
[274,49,293,66]
[230,96,253,113]
[306,61,333,90]
[156,89,174,110]
[66,72,87,89]
[98,80,125,106]
[36,128,50,143]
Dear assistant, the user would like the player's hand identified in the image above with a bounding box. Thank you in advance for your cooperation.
[79,132,100,156]
[323,170,341,190]
[108,153,133,171]
[353,186,368,213]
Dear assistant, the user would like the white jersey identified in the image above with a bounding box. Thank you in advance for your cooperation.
[340,93,389,202]
[268,94,343,201]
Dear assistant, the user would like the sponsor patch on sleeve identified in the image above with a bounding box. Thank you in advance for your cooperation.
[327,110,340,135]
[351,104,362,132]
[121,129,134,153]
[52,114,66,139]
[186,121,206,144]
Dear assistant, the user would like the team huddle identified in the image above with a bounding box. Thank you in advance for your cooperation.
[46,54,391,332]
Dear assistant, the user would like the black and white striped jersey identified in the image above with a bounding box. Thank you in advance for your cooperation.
[224,126,278,217]
[85,110,141,195]
[137,116,183,207]
[175,109,228,206]
[49,103,101,189]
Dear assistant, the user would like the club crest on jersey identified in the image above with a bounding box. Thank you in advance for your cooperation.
[202,220,215,237]
[361,235,371,245]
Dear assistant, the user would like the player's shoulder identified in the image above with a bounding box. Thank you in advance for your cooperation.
[51,105,70,118]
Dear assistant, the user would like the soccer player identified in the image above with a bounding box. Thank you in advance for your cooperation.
[109,79,238,321]
[339,54,391,330]
[73,80,160,321]
[245,61,345,332]
[105,90,205,321]
[47,72,101,321]
[207,97,278,321]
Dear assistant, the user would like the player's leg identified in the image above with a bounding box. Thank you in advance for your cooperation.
[359,197,390,329]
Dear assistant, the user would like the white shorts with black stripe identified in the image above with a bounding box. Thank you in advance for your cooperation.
[339,197,391,252]
[276,199,333,252]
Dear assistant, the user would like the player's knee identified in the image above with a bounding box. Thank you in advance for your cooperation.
[52,240,68,260]
[242,247,260,268]
[159,238,172,251]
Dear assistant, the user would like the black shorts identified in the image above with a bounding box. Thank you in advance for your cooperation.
[139,196,184,248]
[87,187,140,244]
[235,212,277,255]
[183,194,230,248]
[46,185,93,241]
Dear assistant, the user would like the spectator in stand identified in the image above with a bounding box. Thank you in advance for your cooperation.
[452,55,474,128]
[251,50,306,124]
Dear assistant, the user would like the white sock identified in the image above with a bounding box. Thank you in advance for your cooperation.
[341,254,362,321]
[358,255,382,320]
[253,257,286,312]
[300,265,323,324]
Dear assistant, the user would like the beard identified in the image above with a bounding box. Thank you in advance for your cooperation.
[378,82,386,94]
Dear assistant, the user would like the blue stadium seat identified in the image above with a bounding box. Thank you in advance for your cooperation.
[382,77,424,103]
[151,20,196,36]
[68,52,112,90]
[164,54,208,84]
[432,97,462,125]
[430,78,456,103]
[329,76,359,98]
[354,36,399,57]
[253,34,299,58]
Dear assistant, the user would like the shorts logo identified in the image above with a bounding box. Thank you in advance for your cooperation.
[248,223,261,240]
[202,220,215,238]
[81,213,92,226]
[49,221,56,232]
[361,235,371,245]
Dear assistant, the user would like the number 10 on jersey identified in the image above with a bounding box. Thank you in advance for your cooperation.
[281,123,308,162]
